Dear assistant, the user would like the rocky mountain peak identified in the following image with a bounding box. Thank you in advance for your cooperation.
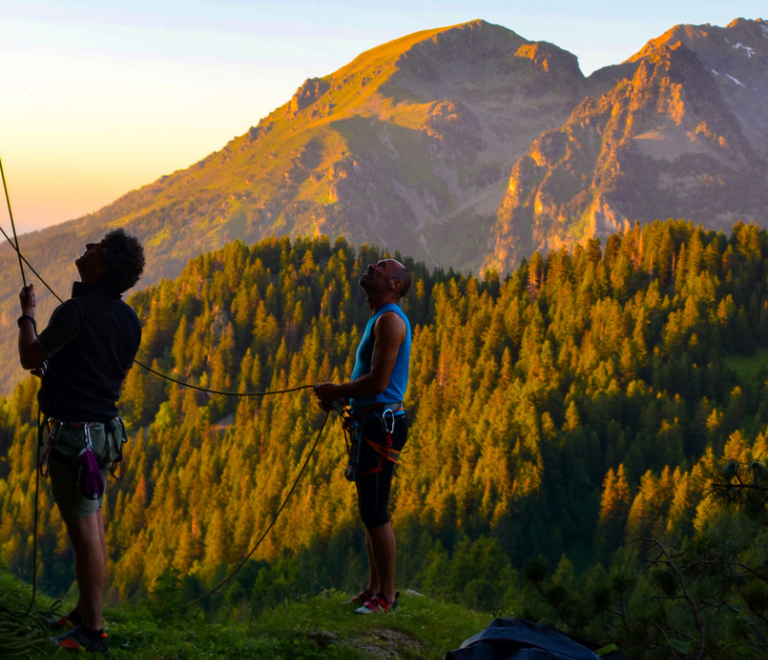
[3,17,768,399]
[625,42,750,155]
[289,78,331,118]
[623,18,768,158]
[514,41,582,77]
[384,20,531,94]
[483,21,768,275]
[371,20,585,103]
[629,17,768,66]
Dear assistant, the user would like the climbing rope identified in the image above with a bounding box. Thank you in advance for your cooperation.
[137,361,314,397]
[0,154,49,650]
[0,154,26,287]
[0,601,61,658]
[183,408,331,611]
[0,158,334,631]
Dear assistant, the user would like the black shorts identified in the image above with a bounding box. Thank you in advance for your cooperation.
[355,413,408,530]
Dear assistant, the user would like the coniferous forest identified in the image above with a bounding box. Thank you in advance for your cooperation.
[3,219,768,657]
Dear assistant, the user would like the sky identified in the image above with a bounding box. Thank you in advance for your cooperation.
[0,0,765,235]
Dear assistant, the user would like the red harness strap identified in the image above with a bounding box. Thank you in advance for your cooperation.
[358,432,401,476]
[337,403,403,479]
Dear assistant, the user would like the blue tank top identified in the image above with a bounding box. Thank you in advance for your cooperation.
[350,303,411,414]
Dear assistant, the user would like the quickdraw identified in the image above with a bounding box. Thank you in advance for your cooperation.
[109,417,128,481]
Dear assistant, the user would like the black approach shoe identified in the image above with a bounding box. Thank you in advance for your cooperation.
[50,625,108,653]
[48,609,83,631]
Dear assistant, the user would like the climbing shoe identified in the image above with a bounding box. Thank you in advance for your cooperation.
[48,609,83,631]
[354,592,399,614]
[50,625,108,652]
[347,589,374,605]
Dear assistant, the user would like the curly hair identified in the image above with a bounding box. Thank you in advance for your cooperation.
[100,228,145,293]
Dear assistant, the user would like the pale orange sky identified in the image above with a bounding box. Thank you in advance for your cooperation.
[1,0,763,235]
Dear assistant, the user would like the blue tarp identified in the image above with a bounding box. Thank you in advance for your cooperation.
[444,618,626,660]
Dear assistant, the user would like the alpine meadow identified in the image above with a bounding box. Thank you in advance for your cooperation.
[3,15,768,660]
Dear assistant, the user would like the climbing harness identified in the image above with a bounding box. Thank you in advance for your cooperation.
[40,418,128,490]
[337,402,403,481]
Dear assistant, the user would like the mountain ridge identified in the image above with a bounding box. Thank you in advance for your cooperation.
[0,17,766,394]
[483,19,768,272]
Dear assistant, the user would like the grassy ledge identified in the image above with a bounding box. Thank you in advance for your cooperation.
[0,570,492,659]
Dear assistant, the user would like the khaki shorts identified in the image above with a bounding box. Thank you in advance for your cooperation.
[47,420,126,520]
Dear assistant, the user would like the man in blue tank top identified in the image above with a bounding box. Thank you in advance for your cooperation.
[314,258,412,614]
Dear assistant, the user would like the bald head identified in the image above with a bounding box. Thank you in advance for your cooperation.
[390,260,411,298]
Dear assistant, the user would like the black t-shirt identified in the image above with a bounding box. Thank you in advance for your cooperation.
[36,281,142,421]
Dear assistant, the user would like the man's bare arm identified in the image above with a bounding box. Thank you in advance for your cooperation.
[18,285,47,370]
[314,311,406,407]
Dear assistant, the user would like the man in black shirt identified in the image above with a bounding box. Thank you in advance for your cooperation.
[18,228,144,653]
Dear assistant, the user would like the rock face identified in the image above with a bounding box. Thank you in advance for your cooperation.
[629,18,768,157]
[289,78,331,117]
[261,19,587,271]
[484,18,768,273]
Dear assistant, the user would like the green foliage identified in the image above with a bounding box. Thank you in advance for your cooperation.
[3,222,768,655]
[0,568,485,659]
[709,458,768,522]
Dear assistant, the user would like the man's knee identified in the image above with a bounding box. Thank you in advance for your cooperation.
[64,510,103,550]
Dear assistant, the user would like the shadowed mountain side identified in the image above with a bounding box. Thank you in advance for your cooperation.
[0,19,587,392]
[628,18,768,158]
[483,22,768,274]
[2,18,767,395]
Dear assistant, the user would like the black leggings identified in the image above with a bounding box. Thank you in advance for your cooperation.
[355,414,408,529]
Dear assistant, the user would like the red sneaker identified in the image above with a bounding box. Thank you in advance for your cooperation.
[354,592,399,614]
[347,589,374,605]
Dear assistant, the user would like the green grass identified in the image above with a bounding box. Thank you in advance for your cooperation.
[0,571,491,659]
[723,348,768,382]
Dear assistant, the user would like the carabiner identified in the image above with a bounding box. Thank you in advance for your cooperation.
[382,408,395,435]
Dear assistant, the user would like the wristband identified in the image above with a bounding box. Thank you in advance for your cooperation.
[17,314,36,329]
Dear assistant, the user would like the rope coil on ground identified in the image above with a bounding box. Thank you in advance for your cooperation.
[0,601,60,658]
